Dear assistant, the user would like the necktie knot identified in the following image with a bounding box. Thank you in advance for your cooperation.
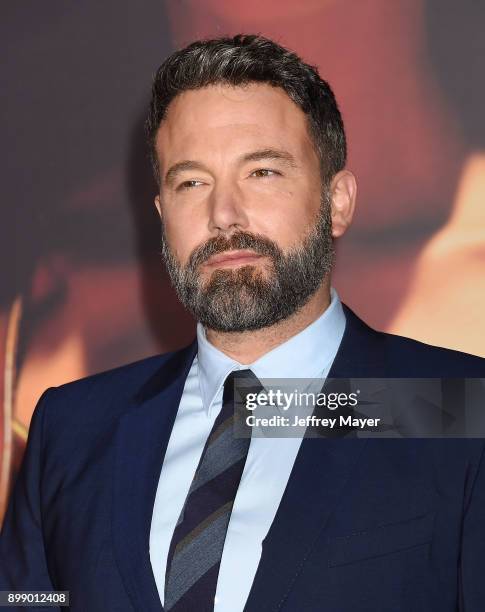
[221,370,263,432]
[222,368,263,406]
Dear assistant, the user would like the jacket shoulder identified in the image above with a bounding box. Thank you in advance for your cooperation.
[382,331,485,377]
[37,343,195,427]
[341,303,485,377]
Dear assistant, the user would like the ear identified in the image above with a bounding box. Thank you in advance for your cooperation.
[329,170,357,238]
[154,194,162,219]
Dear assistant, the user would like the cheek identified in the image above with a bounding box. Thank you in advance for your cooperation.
[163,208,207,264]
[254,196,318,250]
[248,175,320,228]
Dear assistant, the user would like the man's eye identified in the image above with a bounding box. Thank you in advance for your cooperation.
[250,168,280,178]
[177,180,204,190]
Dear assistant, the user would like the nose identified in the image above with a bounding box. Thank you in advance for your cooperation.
[207,180,249,235]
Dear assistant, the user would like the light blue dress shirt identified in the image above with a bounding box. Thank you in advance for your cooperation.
[149,289,346,611]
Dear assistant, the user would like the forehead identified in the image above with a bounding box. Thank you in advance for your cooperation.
[155,83,316,166]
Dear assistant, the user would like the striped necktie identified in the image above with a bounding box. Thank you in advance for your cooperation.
[164,369,262,611]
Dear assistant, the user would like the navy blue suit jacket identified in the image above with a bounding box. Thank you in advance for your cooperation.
[1,305,485,611]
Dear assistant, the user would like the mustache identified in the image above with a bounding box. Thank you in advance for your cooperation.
[187,231,282,270]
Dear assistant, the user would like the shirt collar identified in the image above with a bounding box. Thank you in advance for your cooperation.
[196,288,346,416]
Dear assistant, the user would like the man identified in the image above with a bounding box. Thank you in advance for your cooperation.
[1,34,484,612]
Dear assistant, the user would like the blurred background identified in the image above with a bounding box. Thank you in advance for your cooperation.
[2,0,484,521]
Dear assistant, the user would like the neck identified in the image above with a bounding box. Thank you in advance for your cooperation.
[204,280,331,364]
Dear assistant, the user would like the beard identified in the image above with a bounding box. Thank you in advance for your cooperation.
[160,190,334,332]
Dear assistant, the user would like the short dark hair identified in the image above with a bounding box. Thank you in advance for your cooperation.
[146,34,346,185]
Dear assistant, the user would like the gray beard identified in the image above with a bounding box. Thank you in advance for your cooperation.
[160,192,334,332]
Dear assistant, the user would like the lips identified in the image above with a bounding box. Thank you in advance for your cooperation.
[204,250,264,268]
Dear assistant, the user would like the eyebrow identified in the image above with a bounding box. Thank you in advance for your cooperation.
[164,161,209,187]
[240,148,298,167]
[164,148,298,186]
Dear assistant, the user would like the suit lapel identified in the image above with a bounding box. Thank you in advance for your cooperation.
[112,341,197,612]
[244,305,386,612]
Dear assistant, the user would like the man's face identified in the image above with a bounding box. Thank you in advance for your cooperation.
[154,83,334,332]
